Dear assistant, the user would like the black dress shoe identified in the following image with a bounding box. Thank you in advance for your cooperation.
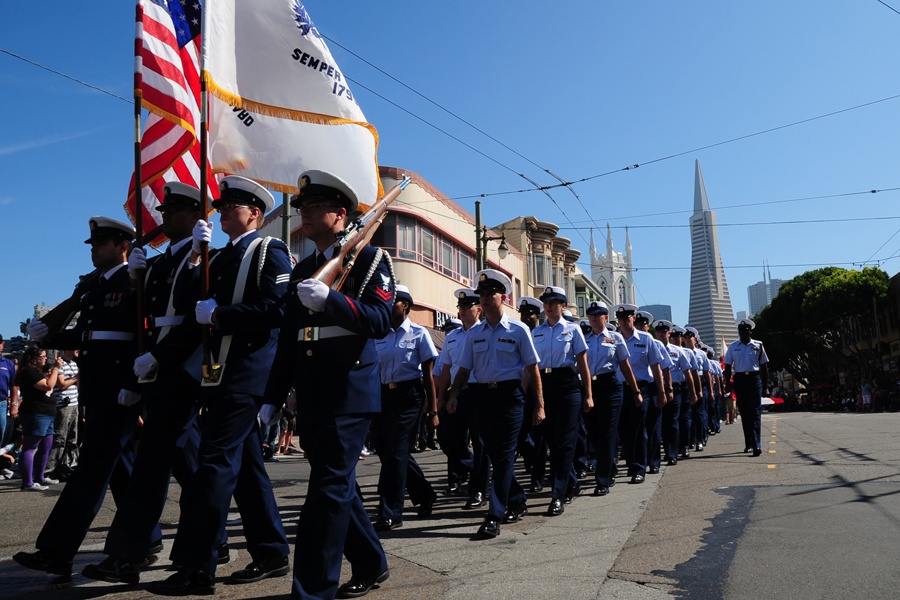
[667,458,678,466]
[147,539,164,555]
[228,554,289,583]
[473,518,500,540]
[217,542,231,565]
[564,482,581,504]
[502,503,528,524]
[630,474,645,484]
[373,517,402,532]
[593,485,610,496]
[530,481,544,493]
[82,557,140,585]
[463,492,485,510]
[753,448,762,457]
[418,492,437,517]
[13,550,72,575]
[744,447,753,453]
[609,477,616,487]
[648,466,659,474]
[546,498,564,516]
[444,482,460,495]
[337,568,389,598]
[681,450,690,459]
[147,568,214,596]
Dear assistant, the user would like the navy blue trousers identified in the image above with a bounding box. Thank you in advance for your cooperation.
[679,386,694,453]
[104,379,202,561]
[735,374,763,450]
[692,387,709,446]
[35,400,156,560]
[587,374,623,487]
[661,385,682,463]
[292,413,387,600]
[459,390,490,498]
[174,392,289,574]
[436,391,474,487]
[620,381,653,477]
[475,384,526,520]
[374,381,434,521]
[542,371,582,500]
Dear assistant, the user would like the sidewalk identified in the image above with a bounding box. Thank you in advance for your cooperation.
[0,443,668,599]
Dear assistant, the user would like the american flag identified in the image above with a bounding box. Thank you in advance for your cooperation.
[126,0,217,247]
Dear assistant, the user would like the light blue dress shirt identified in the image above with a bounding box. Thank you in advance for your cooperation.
[375,317,438,383]
[456,314,539,382]
[530,320,588,370]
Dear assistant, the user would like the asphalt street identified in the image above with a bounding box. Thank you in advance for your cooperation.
[1,410,898,599]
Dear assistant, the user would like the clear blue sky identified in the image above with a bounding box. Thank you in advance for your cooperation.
[2,1,899,339]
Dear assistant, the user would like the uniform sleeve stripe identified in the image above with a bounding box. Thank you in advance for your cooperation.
[275,274,290,283]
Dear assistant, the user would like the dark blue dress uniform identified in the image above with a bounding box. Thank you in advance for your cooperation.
[33,262,157,566]
[645,335,673,473]
[585,318,630,491]
[373,307,438,526]
[173,230,292,576]
[456,308,540,526]
[265,243,393,600]
[530,305,589,509]
[434,324,477,495]
[724,320,769,455]
[657,323,691,466]
[617,317,666,481]
[102,237,205,565]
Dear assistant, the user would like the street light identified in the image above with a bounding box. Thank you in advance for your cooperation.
[482,225,509,264]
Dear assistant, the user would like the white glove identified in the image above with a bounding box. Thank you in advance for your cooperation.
[27,319,49,342]
[196,298,218,324]
[134,352,159,378]
[258,404,282,427]
[117,389,142,407]
[296,279,329,312]
[127,247,147,279]
[191,220,213,253]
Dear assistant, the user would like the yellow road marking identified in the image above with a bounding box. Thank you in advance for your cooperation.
[767,464,777,469]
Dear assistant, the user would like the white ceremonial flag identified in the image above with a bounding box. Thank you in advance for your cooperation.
[203,0,381,202]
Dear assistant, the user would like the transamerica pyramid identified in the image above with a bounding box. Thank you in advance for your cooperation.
[687,160,737,355]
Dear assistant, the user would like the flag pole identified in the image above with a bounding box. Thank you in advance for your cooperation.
[198,12,218,385]
[133,1,147,357]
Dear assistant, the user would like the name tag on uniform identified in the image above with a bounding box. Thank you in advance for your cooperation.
[634,343,646,348]
[533,333,546,340]
[473,339,487,345]
[498,338,516,345]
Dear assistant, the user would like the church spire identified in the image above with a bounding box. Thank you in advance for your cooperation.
[589,227,596,261]
[625,226,632,264]
[606,222,614,257]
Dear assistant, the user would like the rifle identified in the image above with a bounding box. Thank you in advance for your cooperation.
[311,175,411,290]
[38,224,165,340]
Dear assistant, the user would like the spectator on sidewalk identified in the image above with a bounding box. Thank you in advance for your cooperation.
[46,349,79,481]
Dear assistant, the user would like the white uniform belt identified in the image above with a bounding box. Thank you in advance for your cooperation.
[83,331,134,342]
[298,326,356,342]
[147,315,185,328]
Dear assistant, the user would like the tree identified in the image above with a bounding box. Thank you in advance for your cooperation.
[754,266,889,387]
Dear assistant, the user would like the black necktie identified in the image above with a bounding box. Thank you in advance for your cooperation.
[316,253,326,269]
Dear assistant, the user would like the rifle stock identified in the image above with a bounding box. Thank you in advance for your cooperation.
[37,224,165,339]
[311,176,410,291]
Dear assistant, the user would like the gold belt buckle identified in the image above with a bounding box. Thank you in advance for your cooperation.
[388,382,398,390]
[487,382,499,389]
[542,367,553,374]
[302,327,319,342]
